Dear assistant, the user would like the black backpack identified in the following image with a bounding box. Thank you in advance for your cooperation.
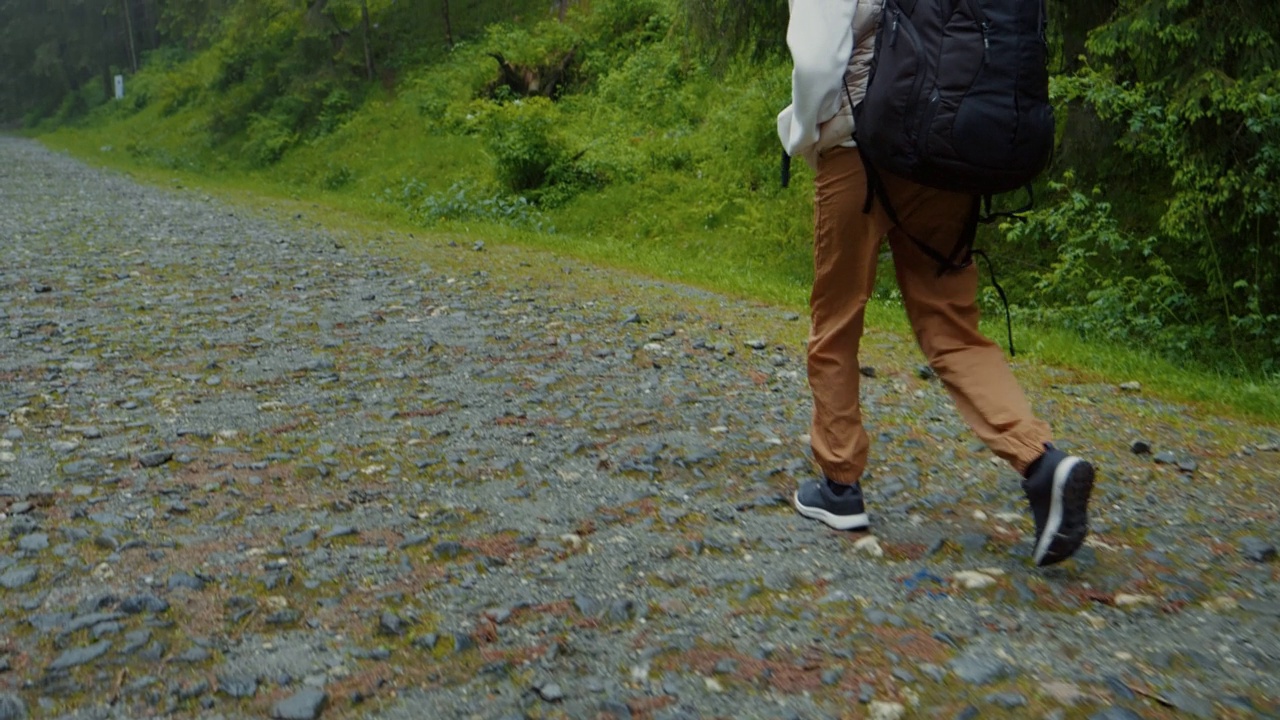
[855,0,1054,200]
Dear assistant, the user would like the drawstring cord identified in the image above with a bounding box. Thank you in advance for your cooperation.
[972,249,1015,357]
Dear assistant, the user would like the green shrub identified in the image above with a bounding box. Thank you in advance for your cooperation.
[243,113,298,166]
[485,98,560,193]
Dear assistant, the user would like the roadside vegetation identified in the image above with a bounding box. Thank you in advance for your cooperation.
[5,0,1278,421]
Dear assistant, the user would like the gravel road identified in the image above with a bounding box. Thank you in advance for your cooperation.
[1,136,1279,720]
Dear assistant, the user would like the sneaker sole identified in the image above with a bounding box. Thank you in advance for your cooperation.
[1033,456,1094,567]
[793,492,870,531]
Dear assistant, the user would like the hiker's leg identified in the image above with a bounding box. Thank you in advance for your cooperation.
[808,147,892,484]
[885,182,1051,475]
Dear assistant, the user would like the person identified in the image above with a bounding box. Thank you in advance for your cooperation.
[777,0,1095,566]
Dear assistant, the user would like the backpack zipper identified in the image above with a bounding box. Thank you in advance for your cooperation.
[980,21,990,65]
[890,11,901,48]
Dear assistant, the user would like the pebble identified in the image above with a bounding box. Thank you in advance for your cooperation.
[853,536,883,557]
[952,571,997,589]
[868,702,904,720]
[537,682,565,702]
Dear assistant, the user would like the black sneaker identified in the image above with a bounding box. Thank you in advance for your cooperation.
[794,479,870,531]
[1022,445,1095,567]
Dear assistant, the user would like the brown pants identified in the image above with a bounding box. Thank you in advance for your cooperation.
[809,146,1051,484]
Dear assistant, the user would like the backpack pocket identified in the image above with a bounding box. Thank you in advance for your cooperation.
[857,5,929,172]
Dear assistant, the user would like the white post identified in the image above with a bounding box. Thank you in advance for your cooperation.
[114,75,125,100]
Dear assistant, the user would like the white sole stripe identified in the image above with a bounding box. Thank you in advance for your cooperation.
[1033,456,1080,565]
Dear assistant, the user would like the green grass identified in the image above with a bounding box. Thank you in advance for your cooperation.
[38,124,1280,427]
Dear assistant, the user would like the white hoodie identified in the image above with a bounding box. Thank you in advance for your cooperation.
[776,0,883,169]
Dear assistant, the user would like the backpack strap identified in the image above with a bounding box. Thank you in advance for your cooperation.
[858,149,978,276]
[977,184,1034,224]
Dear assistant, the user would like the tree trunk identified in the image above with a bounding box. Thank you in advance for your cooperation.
[360,0,375,80]
[442,0,453,49]
[121,0,138,72]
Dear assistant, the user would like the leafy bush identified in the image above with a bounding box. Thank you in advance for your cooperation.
[379,179,554,232]
[243,113,298,166]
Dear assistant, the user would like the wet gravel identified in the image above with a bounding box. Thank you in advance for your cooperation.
[2,136,1280,719]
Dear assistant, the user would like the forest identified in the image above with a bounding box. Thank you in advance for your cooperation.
[2,0,1278,381]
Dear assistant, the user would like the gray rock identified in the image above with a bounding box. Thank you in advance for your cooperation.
[120,629,151,655]
[17,533,48,551]
[953,706,978,720]
[605,599,635,623]
[120,593,169,614]
[949,649,1013,685]
[272,688,328,720]
[397,532,431,549]
[168,572,205,591]
[378,612,407,636]
[575,595,602,617]
[48,640,111,670]
[956,533,990,555]
[1239,599,1280,617]
[599,699,632,719]
[1089,708,1145,720]
[175,647,211,663]
[0,567,37,589]
[1153,450,1177,464]
[138,450,173,468]
[985,692,1026,708]
[218,675,258,698]
[1241,537,1277,562]
[1165,691,1214,719]
[537,682,564,702]
[1130,439,1151,454]
[0,694,25,720]
[285,530,317,548]
[433,541,464,559]
[61,459,102,477]
[323,525,356,539]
